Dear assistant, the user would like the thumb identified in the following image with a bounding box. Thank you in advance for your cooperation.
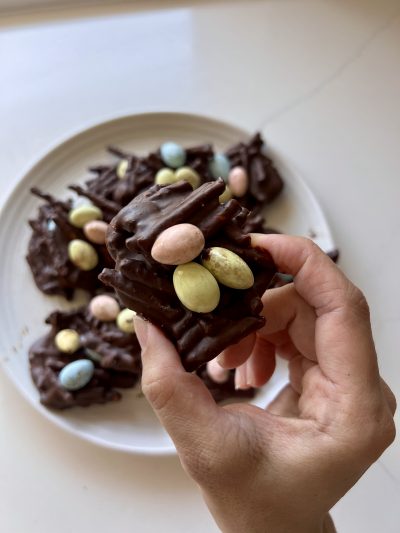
[135,318,220,450]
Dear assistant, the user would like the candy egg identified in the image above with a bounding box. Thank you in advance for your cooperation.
[47,219,57,232]
[151,224,205,265]
[228,166,248,197]
[160,142,186,168]
[218,185,232,204]
[116,159,129,179]
[59,359,94,391]
[72,197,92,209]
[89,294,120,321]
[202,247,254,289]
[68,205,103,228]
[68,239,99,271]
[209,153,231,180]
[155,168,177,186]
[83,220,109,245]
[175,167,200,189]
[55,329,81,354]
[173,262,220,313]
[116,309,136,333]
[206,358,229,384]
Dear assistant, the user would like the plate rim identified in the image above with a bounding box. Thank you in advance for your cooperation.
[0,111,334,455]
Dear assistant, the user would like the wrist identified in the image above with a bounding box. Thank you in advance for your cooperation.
[214,516,327,533]
[251,515,330,533]
[203,491,331,533]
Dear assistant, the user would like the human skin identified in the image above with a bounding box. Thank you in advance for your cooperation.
[134,235,396,533]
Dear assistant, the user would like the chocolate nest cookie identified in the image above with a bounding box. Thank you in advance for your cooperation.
[27,188,114,299]
[29,297,256,409]
[27,133,283,301]
[225,132,284,213]
[29,305,141,409]
[69,143,216,222]
[69,133,283,231]
[100,178,277,372]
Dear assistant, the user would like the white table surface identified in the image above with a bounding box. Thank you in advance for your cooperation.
[1,1,399,532]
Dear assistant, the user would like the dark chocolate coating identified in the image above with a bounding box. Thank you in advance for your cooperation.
[69,133,284,233]
[29,305,254,410]
[226,132,284,213]
[242,211,281,235]
[177,143,216,184]
[29,308,141,409]
[69,147,155,223]
[27,189,114,300]
[69,143,216,222]
[100,179,277,371]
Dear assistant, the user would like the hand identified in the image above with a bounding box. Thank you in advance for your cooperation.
[134,235,396,533]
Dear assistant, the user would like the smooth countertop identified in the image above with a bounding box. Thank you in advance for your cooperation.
[1,1,399,531]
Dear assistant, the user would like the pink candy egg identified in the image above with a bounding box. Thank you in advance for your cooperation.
[151,223,205,265]
[89,295,120,321]
[83,220,109,245]
[228,166,248,197]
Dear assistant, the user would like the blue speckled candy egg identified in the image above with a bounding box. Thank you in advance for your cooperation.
[209,153,231,180]
[160,142,186,168]
[59,359,94,391]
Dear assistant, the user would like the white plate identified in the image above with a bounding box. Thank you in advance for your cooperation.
[0,112,335,455]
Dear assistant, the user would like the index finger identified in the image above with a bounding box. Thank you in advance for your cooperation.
[251,234,380,391]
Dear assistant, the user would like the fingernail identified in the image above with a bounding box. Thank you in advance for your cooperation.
[235,363,252,390]
[215,353,225,368]
[134,317,148,350]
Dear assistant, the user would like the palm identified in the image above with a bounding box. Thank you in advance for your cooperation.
[209,352,336,460]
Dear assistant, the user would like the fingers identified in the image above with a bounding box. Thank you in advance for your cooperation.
[135,318,220,449]
[289,355,317,394]
[219,282,315,373]
[244,338,276,388]
[234,360,252,391]
[266,384,300,417]
[251,234,380,392]
[234,339,276,389]
[380,378,397,415]
[217,333,256,369]
[260,283,317,361]
[251,234,351,314]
